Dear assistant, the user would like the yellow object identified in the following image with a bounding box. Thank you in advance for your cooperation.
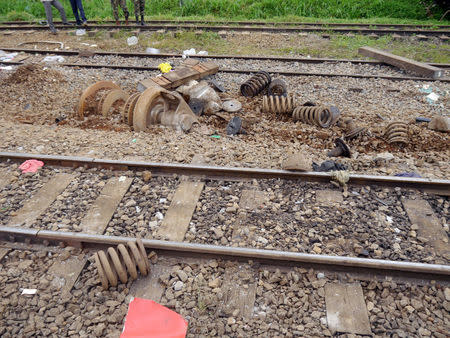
[158,63,172,73]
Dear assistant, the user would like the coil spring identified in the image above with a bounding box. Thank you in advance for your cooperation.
[240,71,271,97]
[384,122,408,144]
[292,106,336,128]
[268,79,287,97]
[93,239,150,290]
[262,95,295,114]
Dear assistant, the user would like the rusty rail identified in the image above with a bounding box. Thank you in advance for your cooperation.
[1,152,449,194]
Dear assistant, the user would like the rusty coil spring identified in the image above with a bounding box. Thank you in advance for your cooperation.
[268,79,287,97]
[240,71,271,97]
[93,239,150,290]
[262,95,295,114]
[384,122,408,144]
[292,106,336,128]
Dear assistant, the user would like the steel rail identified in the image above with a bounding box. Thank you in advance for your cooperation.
[1,152,449,193]
[0,226,449,281]
[2,59,447,82]
[1,19,449,29]
[2,47,449,69]
[0,23,448,36]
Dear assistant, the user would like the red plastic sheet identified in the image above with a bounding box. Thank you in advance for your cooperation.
[19,159,44,173]
[121,298,188,338]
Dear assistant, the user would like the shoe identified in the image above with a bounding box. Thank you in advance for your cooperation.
[50,27,58,35]
[136,16,139,25]
[76,21,82,27]
[141,15,145,26]
[82,21,88,27]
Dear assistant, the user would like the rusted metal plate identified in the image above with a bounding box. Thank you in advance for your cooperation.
[239,190,266,210]
[157,181,204,241]
[325,283,372,335]
[130,263,171,302]
[7,173,75,228]
[219,264,257,319]
[316,189,343,204]
[403,199,449,255]
[359,46,443,78]
[80,176,132,234]
[48,254,87,297]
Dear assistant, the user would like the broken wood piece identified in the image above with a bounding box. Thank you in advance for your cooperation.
[358,46,443,79]
[325,282,372,335]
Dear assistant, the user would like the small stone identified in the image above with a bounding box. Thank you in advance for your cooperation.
[125,199,136,207]
[393,243,401,251]
[208,278,220,288]
[312,245,322,254]
[317,272,325,279]
[418,327,431,336]
[444,288,450,301]
[173,281,183,291]
[257,236,268,245]
[227,317,236,325]
[405,305,415,313]
[177,270,188,282]
[142,171,152,182]
[367,301,374,311]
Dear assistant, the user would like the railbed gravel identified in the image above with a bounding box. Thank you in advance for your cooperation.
[186,179,450,264]
[0,56,448,179]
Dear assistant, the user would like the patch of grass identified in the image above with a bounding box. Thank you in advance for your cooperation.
[0,0,448,22]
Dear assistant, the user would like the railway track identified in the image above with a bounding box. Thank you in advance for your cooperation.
[0,22,449,37]
[0,153,449,336]
[2,47,450,69]
[2,54,449,82]
[2,19,449,30]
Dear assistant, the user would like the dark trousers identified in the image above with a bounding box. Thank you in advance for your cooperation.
[69,0,87,24]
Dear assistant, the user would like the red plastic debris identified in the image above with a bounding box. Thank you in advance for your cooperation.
[19,159,44,173]
[121,298,188,338]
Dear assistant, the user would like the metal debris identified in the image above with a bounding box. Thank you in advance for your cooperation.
[240,71,271,97]
[262,95,295,114]
[268,78,287,96]
[292,105,339,128]
[327,138,351,157]
[384,122,408,144]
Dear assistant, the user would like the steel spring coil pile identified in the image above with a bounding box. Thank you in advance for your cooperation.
[384,121,408,144]
[262,95,296,113]
[240,71,272,97]
[93,239,150,290]
[292,106,337,128]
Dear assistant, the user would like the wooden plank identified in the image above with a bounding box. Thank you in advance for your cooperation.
[7,173,75,228]
[403,199,449,255]
[316,189,343,204]
[218,264,257,319]
[130,263,171,302]
[359,46,443,79]
[325,283,372,335]
[80,176,132,234]
[48,255,88,297]
[0,248,10,262]
[156,181,204,241]
[239,189,266,210]
[0,168,12,190]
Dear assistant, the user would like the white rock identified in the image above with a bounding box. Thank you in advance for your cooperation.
[173,281,183,291]
[127,36,138,46]
[155,212,164,220]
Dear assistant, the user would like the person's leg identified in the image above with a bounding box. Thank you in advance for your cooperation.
[52,0,69,24]
[111,0,119,23]
[76,0,87,23]
[119,0,129,23]
[69,0,81,25]
[134,0,139,24]
[140,0,145,25]
[43,1,56,33]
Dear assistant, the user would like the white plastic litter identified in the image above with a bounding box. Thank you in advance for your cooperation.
[197,50,208,56]
[75,29,86,36]
[21,289,37,295]
[145,47,160,54]
[42,55,65,63]
[426,92,439,102]
[183,48,196,56]
[0,66,13,71]
[155,211,164,220]
[119,176,127,182]
[0,52,18,62]
[127,36,138,46]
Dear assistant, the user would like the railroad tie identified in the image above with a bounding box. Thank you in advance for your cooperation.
[7,173,75,228]
[403,199,449,256]
[49,175,133,297]
[325,282,372,335]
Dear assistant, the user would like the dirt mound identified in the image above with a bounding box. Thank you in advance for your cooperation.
[5,64,65,85]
